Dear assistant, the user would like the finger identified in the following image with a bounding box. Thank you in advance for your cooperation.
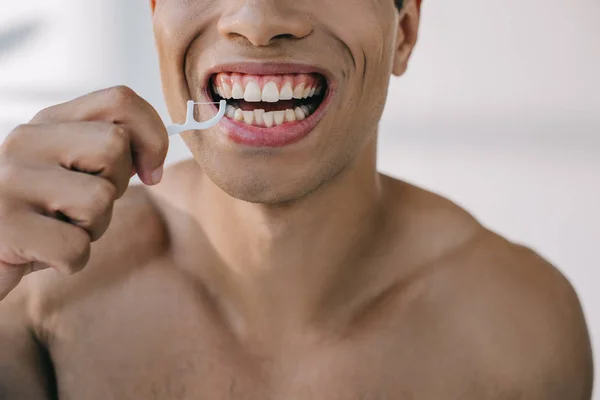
[0,164,117,242]
[0,211,91,275]
[0,263,28,301]
[30,86,169,185]
[4,122,133,198]
[0,261,48,301]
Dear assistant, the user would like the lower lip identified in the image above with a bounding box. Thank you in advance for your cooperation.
[209,92,333,148]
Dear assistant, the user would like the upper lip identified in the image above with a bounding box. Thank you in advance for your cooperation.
[201,62,334,98]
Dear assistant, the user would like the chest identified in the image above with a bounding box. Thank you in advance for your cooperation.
[39,270,477,400]
[46,307,388,398]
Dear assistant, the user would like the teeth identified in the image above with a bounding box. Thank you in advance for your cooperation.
[254,109,265,126]
[280,82,294,100]
[242,110,254,125]
[226,105,236,118]
[263,112,274,128]
[221,82,233,99]
[234,108,244,121]
[214,73,326,103]
[285,109,296,123]
[232,82,244,99]
[302,86,311,99]
[293,83,306,99]
[225,104,317,127]
[244,81,262,102]
[295,107,306,121]
[262,82,280,103]
[274,111,286,126]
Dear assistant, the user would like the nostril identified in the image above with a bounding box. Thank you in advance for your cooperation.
[226,32,248,44]
[224,32,293,47]
[272,33,295,41]
[218,7,313,47]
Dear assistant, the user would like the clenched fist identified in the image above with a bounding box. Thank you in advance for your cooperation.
[0,86,168,300]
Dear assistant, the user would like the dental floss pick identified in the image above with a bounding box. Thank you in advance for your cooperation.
[166,99,227,137]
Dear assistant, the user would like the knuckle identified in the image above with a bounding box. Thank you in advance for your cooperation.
[0,162,21,190]
[106,85,137,107]
[104,125,130,156]
[1,124,32,155]
[87,179,118,211]
[7,123,30,137]
[30,107,55,123]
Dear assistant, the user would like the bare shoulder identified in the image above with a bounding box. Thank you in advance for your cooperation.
[382,175,485,265]
[383,177,593,398]
[411,227,592,397]
[434,234,592,398]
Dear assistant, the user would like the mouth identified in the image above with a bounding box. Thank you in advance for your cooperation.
[205,65,332,147]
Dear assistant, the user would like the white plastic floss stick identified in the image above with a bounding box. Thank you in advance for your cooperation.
[166,100,227,137]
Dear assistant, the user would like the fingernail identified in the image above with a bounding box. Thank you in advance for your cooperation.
[150,166,164,185]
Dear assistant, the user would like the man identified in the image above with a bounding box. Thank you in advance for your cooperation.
[0,0,593,398]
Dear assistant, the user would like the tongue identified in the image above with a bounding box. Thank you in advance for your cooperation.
[236,100,301,112]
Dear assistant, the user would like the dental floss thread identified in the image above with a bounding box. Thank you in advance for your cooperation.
[166,100,227,136]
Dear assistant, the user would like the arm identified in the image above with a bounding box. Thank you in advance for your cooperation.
[0,289,55,400]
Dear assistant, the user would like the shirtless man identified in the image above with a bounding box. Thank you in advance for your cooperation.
[0,0,593,398]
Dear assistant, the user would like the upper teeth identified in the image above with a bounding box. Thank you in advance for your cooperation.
[213,75,325,103]
[261,82,279,103]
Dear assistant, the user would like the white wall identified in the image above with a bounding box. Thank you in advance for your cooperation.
[1,0,599,395]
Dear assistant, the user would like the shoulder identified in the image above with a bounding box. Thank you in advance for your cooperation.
[382,177,593,398]
[382,176,484,266]
[419,233,593,399]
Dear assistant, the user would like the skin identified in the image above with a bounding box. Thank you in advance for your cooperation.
[0,0,593,399]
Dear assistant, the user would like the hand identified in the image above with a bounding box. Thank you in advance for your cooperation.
[0,86,168,301]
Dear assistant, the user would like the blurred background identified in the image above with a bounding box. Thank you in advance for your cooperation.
[1,0,599,394]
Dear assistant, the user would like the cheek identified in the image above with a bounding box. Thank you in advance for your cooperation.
[154,1,219,49]
[324,2,397,103]
[152,0,221,120]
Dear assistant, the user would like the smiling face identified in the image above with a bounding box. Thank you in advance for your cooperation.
[151,0,420,204]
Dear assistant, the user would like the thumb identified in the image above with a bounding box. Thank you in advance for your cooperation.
[131,130,169,186]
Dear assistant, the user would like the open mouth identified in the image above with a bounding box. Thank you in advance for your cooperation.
[208,73,328,128]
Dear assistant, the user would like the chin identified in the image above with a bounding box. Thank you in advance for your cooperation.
[208,172,316,205]
[195,151,345,205]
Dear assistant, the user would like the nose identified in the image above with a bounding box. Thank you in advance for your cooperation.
[218,0,313,47]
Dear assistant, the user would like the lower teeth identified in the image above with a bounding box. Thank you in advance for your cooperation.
[225,105,316,127]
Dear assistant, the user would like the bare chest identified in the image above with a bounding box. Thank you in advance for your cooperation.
[39,267,478,400]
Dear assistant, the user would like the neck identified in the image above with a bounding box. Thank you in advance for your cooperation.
[189,138,387,336]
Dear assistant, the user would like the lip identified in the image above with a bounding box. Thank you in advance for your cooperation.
[200,62,335,147]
